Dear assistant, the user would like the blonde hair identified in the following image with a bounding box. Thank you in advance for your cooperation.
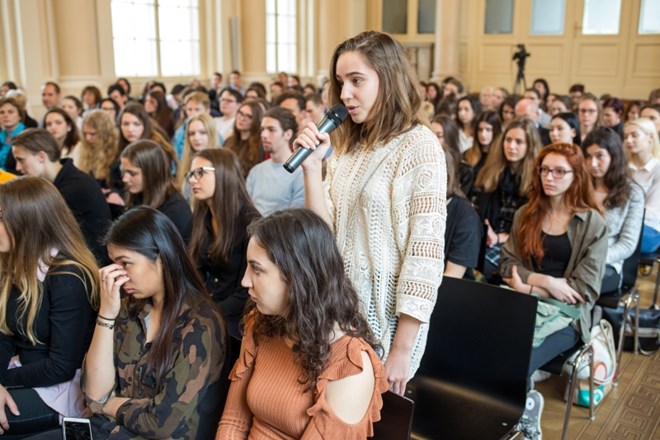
[625,117,660,159]
[78,110,119,180]
[177,113,220,186]
[0,177,99,344]
[475,117,542,195]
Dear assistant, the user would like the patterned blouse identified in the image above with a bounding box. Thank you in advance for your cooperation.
[323,124,447,377]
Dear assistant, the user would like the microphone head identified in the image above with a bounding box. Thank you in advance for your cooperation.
[327,104,348,125]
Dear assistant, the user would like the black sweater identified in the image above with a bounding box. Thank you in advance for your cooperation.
[0,263,95,388]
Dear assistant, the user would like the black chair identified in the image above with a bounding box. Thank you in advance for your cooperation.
[372,391,415,440]
[195,333,241,440]
[405,277,537,439]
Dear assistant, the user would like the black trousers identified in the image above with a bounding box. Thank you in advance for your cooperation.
[2,388,59,439]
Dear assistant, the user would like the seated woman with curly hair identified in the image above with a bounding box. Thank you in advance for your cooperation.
[217,209,388,439]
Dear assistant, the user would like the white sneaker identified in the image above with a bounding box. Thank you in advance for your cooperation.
[519,390,544,440]
[531,370,552,383]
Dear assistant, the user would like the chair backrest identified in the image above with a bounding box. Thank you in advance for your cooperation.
[372,391,415,440]
[620,208,645,291]
[417,277,537,407]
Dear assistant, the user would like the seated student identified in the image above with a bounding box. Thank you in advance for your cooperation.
[0,97,26,173]
[442,135,483,279]
[224,100,265,177]
[247,107,305,215]
[172,92,224,160]
[11,129,112,264]
[144,90,175,139]
[625,118,660,254]
[456,96,481,153]
[0,177,98,437]
[178,113,222,201]
[61,95,84,132]
[217,209,388,439]
[499,96,519,129]
[120,140,192,243]
[78,110,123,205]
[640,104,660,134]
[500,143,607,440]
[188,149,260,337]
[473,118,542,279]
[577,93,603,143]
[602,98,625,140]
[216,88,243,141]
[549,112,581,146]
[583,128,644,292]
[5,89,38,129]
[431,115,474,197]
[44,108,82,167]
[24,207,226,440]
[464,110,503,185]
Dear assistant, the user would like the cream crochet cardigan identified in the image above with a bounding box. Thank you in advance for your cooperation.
[324,124,447,377]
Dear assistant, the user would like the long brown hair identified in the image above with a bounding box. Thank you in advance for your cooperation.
[121,140,179,209]
[0,177,99,344]
[224,101,264,176]
[118,103,177,168]
[475,117,542,195]
[247,209,380,391]
[465,111,502,166]
[581,127,631,209]
[188,149,259,266]
[515,143,600,263]
[328,31,425,152]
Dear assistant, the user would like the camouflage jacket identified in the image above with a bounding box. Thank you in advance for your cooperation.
[83,296,226,439]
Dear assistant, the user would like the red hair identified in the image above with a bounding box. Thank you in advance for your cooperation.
[515,143,600,263]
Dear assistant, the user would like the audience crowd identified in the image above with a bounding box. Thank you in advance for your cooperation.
[0,31,658,439]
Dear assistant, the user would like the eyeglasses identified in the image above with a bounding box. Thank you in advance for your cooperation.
[538,166,573,179]
[220,98,237,104]
[185,166,215,180]
[237,110,253,120]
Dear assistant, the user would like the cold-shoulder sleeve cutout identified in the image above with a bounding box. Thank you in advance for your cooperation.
[229,317,257,382]
[303,337,388,439]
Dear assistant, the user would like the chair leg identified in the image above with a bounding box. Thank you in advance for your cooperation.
[614,294,634,385]
[588,345,595,421]
[633,290,640,355]
[654,257,660,307]
[561,344,593,440]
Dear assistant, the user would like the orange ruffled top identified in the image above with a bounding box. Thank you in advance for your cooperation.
[217,318,388,439]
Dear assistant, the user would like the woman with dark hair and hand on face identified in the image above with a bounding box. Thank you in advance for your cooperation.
[80,207,225,440]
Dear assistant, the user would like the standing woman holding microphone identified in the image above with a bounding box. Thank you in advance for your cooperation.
[294,31,447,395]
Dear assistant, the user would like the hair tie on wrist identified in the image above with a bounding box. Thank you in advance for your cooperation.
[98,314,116,321]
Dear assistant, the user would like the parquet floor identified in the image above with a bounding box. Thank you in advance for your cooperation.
[536,264,660,439]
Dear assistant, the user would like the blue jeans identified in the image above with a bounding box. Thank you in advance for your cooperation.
[641,224,660,255]
[528,325,581,378]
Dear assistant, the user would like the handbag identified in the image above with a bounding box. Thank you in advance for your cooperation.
[564,319,617,407]
[602,305,660,354]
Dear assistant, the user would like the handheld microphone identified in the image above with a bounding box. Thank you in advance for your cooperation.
[283,104,348,173]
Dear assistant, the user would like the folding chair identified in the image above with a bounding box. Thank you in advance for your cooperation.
[372,391,415,440]
[406,277,537,439]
